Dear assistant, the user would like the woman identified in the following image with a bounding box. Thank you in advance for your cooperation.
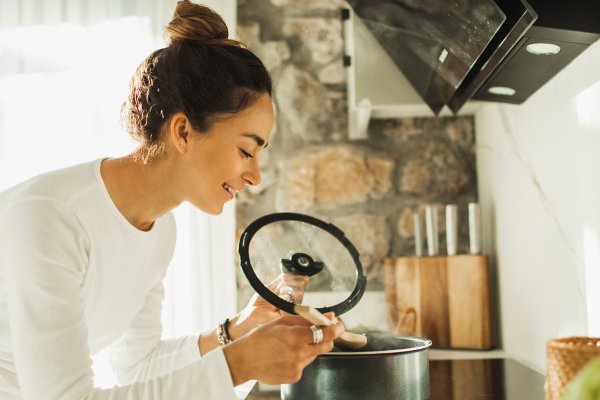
[0,1,344,399]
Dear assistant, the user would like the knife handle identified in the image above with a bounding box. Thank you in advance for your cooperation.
[425,205,439,256]
[469,202,481,254]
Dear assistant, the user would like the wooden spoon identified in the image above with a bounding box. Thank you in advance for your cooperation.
[294,304,368,351]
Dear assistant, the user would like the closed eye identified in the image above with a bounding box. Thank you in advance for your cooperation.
[239,147,253,159]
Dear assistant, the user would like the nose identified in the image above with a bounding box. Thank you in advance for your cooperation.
[242,160,262,186]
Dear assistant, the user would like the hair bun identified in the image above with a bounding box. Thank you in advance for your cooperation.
[166,1,240,46]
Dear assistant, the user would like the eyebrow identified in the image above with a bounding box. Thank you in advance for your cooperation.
[243,133,268,148]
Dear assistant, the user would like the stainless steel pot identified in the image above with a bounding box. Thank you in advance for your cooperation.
[238,213,432,400]
[281,336,431,400]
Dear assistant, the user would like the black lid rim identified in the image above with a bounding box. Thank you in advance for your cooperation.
[238,212,367,316]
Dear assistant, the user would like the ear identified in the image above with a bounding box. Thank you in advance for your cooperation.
[168,112,193,154]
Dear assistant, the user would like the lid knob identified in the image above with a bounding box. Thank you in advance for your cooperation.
[280,252,325,276]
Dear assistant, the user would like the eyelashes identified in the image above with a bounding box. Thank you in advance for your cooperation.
[239,147,253,159]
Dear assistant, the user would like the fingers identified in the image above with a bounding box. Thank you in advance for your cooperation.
[277,273,308,303]
[322,311,338,322]
[276,285,294,302]
[299,323,345,359]
[279,273,309,287]
[266,274,300,301]
[277,314,314,326]
[265,275,286,294]
[313,339,335,355]
[235,317,344,385]
[308,321,345,343]
[270,315,344,351]
[278,314,344,336]
[302,324,341,357]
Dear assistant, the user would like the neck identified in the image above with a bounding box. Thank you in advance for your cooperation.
[100,155,181,231]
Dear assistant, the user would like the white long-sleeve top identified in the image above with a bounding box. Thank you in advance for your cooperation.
[0,159,237,399]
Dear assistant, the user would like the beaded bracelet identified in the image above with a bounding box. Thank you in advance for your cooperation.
[216,318,232,346]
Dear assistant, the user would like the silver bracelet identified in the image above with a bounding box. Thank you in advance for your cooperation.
[216,318,232,346]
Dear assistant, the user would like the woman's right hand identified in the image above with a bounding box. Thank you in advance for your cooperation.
[222,313,344,385]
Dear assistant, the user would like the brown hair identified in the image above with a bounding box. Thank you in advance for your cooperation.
[122,1,273,162]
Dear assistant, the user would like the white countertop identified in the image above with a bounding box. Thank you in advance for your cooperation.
[429,348,505,360]
[429,348,544,374]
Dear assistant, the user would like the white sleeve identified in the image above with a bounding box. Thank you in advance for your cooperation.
[107,279,202,384]
[0,199,237,400]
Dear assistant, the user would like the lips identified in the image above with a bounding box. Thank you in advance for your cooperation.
[222,183,239,198]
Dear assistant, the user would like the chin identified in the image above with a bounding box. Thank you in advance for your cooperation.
[206,207,223,215]
[192,201,224,215]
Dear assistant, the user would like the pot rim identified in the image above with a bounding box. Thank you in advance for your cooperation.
[321,337,432,357]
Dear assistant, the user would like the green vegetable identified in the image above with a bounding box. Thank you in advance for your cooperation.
[562,355,600,400]
[347,325,383,335]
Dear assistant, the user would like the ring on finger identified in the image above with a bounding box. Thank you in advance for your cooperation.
[310,325,323,345]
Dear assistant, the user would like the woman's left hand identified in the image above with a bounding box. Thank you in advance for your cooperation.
[228,273,308,340]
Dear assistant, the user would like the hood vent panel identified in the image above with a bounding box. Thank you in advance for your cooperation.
[345,0,599,117]
[348,0,508,115]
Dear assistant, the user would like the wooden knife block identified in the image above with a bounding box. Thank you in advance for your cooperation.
[383,255,492,349]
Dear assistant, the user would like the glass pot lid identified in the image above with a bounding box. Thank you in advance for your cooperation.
[238,212,367,316]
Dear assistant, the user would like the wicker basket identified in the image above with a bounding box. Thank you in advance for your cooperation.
[545,336,600,400]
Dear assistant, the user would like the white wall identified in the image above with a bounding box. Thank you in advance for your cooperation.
[475,40,600,370]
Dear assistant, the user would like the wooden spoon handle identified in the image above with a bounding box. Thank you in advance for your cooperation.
[294,305,367,350]
[294,304,333,326]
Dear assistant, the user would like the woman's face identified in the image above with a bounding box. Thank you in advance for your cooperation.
[177,94,274,215]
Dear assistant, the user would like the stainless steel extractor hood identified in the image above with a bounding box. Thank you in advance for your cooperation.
[344,0,600,119]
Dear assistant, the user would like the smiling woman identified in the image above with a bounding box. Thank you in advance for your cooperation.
[153,96,273,215]
[0,1,345,399]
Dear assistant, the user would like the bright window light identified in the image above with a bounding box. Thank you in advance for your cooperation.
[0,17,160,390]
[0,17,157,187]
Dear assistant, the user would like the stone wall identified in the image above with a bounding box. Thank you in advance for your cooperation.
[235,0,478,312]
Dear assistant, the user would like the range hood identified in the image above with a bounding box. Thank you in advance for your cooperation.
[343,0,600,138]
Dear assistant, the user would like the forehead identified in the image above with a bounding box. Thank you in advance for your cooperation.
[226,95,274,143]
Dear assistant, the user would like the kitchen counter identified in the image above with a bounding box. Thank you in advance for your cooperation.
[240,351,546,399]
